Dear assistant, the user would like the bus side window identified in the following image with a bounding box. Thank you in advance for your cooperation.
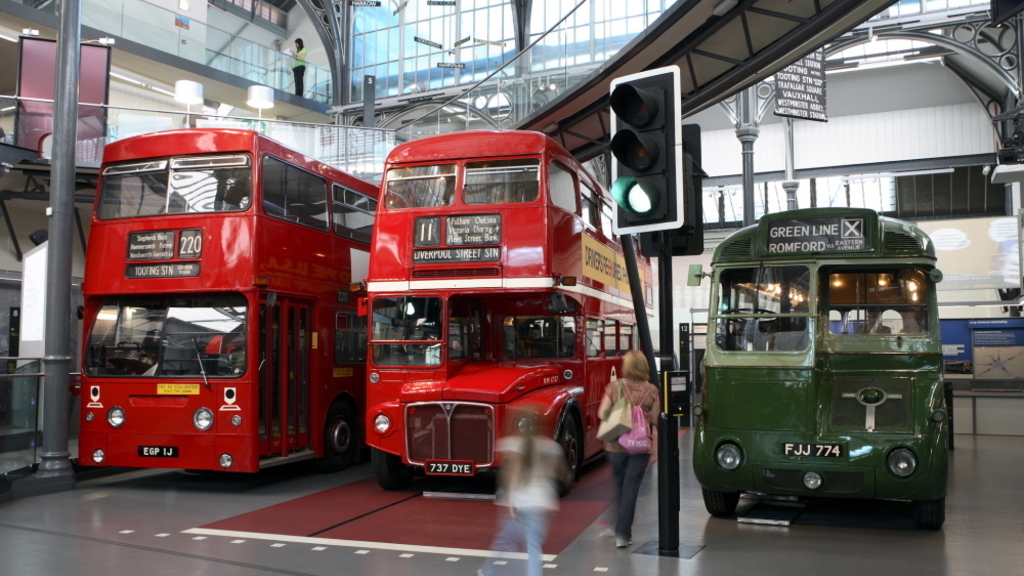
[620,324,634,352]
[262,156,329,231]
[335,312,367,364]
[548,162,577,214]
[603,320,618,356]
[586,319,601,357]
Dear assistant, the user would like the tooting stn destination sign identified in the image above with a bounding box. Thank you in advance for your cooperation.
[766,216,866,254]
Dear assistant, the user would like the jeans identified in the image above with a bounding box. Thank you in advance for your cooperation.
[293,65,306,96]
[606,452,650,541]
[482,507,552,576]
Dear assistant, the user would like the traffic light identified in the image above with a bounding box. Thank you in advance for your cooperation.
[609,66,683,235]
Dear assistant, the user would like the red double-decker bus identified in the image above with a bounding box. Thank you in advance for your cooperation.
[362,130,652,492]
[79,129,378,473]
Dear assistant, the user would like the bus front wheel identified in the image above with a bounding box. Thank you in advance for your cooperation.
[702,487,740,517]
[371,448,414,490]
[913,497,945,530]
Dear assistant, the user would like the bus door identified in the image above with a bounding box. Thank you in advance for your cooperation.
[258,295,312,459]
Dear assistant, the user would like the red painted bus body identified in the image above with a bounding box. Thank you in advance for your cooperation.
[363,130,652,491]
[79,129,378,473]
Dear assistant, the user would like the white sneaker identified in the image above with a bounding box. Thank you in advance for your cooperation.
[599,528,615,538]
[615,537,632,548]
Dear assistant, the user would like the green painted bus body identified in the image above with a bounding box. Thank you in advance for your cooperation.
[692,208,948,521]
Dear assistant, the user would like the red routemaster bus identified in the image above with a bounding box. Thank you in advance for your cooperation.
[361,130,652,492]
[79,129,378,473]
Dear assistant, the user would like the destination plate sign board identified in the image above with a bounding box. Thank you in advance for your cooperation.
[766,217,866,254]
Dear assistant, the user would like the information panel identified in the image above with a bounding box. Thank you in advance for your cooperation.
[766,216,867,254]
[446,214,501,246]
[773,48,827,122]
[128,230,175,260]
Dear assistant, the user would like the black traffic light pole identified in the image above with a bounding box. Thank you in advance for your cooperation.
[620,232,680,556]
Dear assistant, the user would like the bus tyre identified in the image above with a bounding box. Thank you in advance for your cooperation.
[913,497,945,530]
[702,487,740,517]
[557,412,580,497]
[371,447,414,490]
[315,402,359,472]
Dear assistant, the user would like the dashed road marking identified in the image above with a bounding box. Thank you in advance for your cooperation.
[355,550,370,555]
[312,547,327,551]
[155,533,170,538]
[400,553,415,558]
[192,536,207,541]
[271,543,286,548]
[594,568,609,572]
[181,527,556,561]
[119,530,134,534]
[230,540,246,544]
[445,557,461,562]
[544,564,558,569]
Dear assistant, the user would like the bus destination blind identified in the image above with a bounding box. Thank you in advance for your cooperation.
[125,262,200,279]
[766,217,866,254]
[446,214,501,245]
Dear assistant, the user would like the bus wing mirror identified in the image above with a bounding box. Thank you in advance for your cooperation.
[547,292,571,314]
[687,264,705,287]
[929,269,943,284]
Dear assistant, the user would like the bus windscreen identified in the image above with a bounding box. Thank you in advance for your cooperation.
[98,155,251,219]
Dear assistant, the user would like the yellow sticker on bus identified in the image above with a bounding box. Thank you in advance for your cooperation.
[333,367,353,378]
[157,383,200,395]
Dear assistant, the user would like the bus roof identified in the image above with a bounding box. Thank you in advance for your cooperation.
[713,207,936,263]
[386,130,581,169]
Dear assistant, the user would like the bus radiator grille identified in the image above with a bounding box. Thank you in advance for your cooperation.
[883,231,922,254]
[829,378,913,432]
[406,403,494,465]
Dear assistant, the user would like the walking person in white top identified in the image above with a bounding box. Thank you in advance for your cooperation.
[480,403,566,576]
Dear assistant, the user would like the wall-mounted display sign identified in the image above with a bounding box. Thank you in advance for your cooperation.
[474,38,506,47]
[454,36,472,47]
[352,0,381,6]
[773,48,827,122]
[437,62,465,69]
[415,37,443,49]
[427,0,455,5]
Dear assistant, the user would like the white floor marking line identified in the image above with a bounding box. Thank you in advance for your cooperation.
[493,560,507,566]
[230,540,246,544]
[119,530,134,534]
[155,534,170,538]
[181,528,557,561]
[399,553,415,558]
[544,564,557,569]
[445,557,460,562]
[594,568,609,572]
[271,543,286,548]
[192,536,207,540]
[312,547,327,551]
[355,550,370,555]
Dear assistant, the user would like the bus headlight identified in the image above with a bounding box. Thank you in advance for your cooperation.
[107,406,126,428]
[93,449,105,463]
[193,407,214,431]
[715,443,742,471]
[931,410,946,423]
[803,471,823,489]
[369,372,380,383]
[219,454,233,469]
[888,448,917,477]
[374,414,391,433]
[231,415,242,426]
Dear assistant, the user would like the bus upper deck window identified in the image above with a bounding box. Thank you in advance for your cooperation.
[385,164,456,209]
[827,269,929,335]
[464,159,539,204]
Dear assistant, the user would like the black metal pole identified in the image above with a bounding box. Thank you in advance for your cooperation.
[620,234,656,380]
[656,232,679,555]
[37,0,81,483]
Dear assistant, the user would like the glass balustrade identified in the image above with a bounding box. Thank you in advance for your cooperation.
[0,360,42,476]
[0,95,393,183]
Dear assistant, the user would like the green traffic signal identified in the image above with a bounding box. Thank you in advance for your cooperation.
[612,176,661,215]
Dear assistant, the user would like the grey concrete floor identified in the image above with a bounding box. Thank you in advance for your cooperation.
[1,434,1022,576]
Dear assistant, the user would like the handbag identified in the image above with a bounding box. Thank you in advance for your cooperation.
[617,385,652,454]
[597,380,632,442]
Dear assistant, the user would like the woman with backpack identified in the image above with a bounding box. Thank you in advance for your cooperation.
[598,350,660,548]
